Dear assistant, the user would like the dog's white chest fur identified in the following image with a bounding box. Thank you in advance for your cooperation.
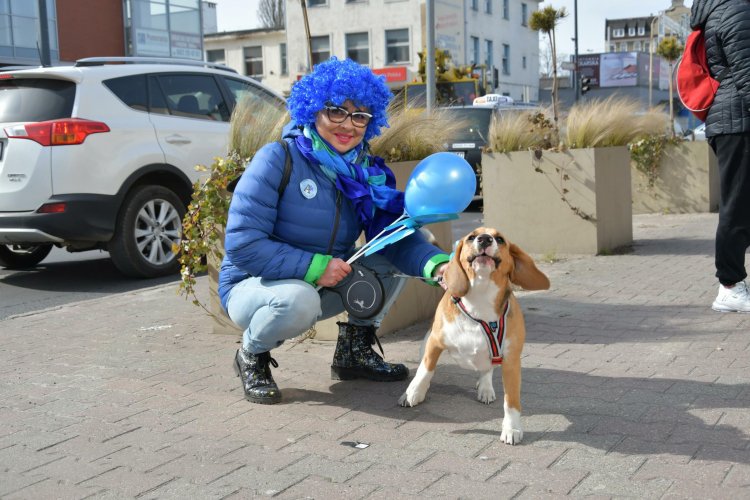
[442,279,506,372]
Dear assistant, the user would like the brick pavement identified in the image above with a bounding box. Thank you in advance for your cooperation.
[1,212,749,499]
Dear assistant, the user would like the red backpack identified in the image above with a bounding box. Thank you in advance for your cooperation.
[676,29,729,122]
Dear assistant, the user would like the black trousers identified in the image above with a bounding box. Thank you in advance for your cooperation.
[708,133,750,285]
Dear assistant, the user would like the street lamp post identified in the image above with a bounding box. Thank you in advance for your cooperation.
[574,0,579,101]
[649,14,659,109]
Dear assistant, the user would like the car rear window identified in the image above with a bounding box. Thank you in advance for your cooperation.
[0,78,75,122]
[443,108,493,142]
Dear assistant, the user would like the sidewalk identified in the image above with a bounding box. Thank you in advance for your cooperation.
[1,212,749,499]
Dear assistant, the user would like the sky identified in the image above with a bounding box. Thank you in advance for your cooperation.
[213,0,694,56]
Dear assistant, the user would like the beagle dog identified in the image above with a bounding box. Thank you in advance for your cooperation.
[398,227,550,445]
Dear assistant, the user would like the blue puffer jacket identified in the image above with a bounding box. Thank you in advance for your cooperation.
[218,125,446,309]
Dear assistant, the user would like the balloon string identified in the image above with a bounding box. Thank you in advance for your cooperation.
[346,212,408,265]
[347,223,409,264]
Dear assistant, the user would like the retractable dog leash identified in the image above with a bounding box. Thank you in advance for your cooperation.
[326,267,443,319]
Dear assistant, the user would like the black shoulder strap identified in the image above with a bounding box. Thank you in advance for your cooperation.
[276,139,292,197]
[227,139,291,194]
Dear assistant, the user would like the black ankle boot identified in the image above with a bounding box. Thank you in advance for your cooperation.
[233,349,281,404]
[331,322,409,381]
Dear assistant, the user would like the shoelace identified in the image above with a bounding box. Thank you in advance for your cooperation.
[257,351,279,368]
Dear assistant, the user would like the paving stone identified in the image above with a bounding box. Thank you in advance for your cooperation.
[1,213,750,497]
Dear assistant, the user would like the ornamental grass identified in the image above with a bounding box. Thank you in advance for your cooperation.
[369,103,466,162]
[564,96,668,149]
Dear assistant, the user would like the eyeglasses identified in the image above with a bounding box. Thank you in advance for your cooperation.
[324,105,373,128]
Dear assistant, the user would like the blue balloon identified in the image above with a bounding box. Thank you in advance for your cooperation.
[404,152,477,217]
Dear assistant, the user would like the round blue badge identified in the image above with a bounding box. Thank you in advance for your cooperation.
[300,179,317,199]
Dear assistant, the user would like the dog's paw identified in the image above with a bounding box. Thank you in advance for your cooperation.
[501,407,523,444]
[476,384,496,404]
[500,427,523,445]
[475,375,496,404]
[398,388,425,407]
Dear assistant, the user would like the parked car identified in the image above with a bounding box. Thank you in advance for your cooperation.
[691,122,706,141]
[0,57,285,277]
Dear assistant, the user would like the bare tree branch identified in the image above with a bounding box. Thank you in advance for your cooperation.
[258,0,285,29]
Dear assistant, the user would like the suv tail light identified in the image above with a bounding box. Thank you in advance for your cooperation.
[4,118,110,146]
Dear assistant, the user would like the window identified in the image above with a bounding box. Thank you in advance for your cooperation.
[470,36,479,65]
[243,46,263,78]
[503,0,509,19]
[0,78,74,122]
[637,26,645,36]
[280,43,288,75]
[484,0,492,14]
[311,35,330,65]
[634,41,641,51]
[485,39,493,70]
[223,76,283,118]
[612,28,624,38]
[502,44,510,75]
[206,49,225,64]
[471,0,478,11]
[307,0,327,5]
[522,56,527,69]
[153,74,229,121]
[346,32,369,65]
[521,3,528,26]
[104,75,148,112]
[644,41,650,53]
[385,29,409,64]
[628,27,635,36]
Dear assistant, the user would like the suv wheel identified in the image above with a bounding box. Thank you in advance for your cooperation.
[108,185,185,278]
[0,244,53,269]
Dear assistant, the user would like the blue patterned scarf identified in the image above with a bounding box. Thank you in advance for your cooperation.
[295,126,404,240]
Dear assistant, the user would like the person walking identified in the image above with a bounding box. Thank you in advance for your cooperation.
[690,0,750,312]
[219,58,450,404]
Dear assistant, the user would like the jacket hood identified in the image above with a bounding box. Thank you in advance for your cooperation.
[282,121,304,139]
[691,0,731,28]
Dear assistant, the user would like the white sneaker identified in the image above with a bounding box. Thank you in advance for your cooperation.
[712,281,750,312]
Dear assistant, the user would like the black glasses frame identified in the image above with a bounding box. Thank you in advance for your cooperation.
[323,105,373,128]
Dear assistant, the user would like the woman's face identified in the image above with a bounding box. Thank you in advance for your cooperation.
[315,99,370,154]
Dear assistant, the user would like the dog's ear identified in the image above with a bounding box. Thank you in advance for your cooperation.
[509,243,550,291]
[444,239,470,297]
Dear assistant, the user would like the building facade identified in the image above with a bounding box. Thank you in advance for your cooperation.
[205,0,542,101]
[605,0,690,54]
[0,0,206,68]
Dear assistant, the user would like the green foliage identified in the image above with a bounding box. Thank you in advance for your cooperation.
[628,134,683,188]
[529,6,568,130]
[657,36,683,63]
[529,5,568,33]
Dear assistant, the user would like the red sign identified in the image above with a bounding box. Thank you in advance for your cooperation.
[372,67,407,82]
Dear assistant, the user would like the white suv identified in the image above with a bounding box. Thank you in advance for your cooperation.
[0,57,284,277]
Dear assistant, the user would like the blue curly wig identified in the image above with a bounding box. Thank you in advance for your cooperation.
[287,57,393,141]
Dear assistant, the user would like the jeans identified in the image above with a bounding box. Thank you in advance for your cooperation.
[225,253,407,354]
[709,133,750,285]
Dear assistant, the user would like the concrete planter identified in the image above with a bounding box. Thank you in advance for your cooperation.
[482,146,633,255]
[209,159,449,340]
[632,140,719,214]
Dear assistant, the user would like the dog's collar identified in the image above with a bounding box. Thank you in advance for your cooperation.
[451,297,510,365]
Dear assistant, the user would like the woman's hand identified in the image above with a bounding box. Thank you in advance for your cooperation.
[433,263,448,291]
[317,258,352,287]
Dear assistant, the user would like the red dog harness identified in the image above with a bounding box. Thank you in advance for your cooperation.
[452,297,510,365]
